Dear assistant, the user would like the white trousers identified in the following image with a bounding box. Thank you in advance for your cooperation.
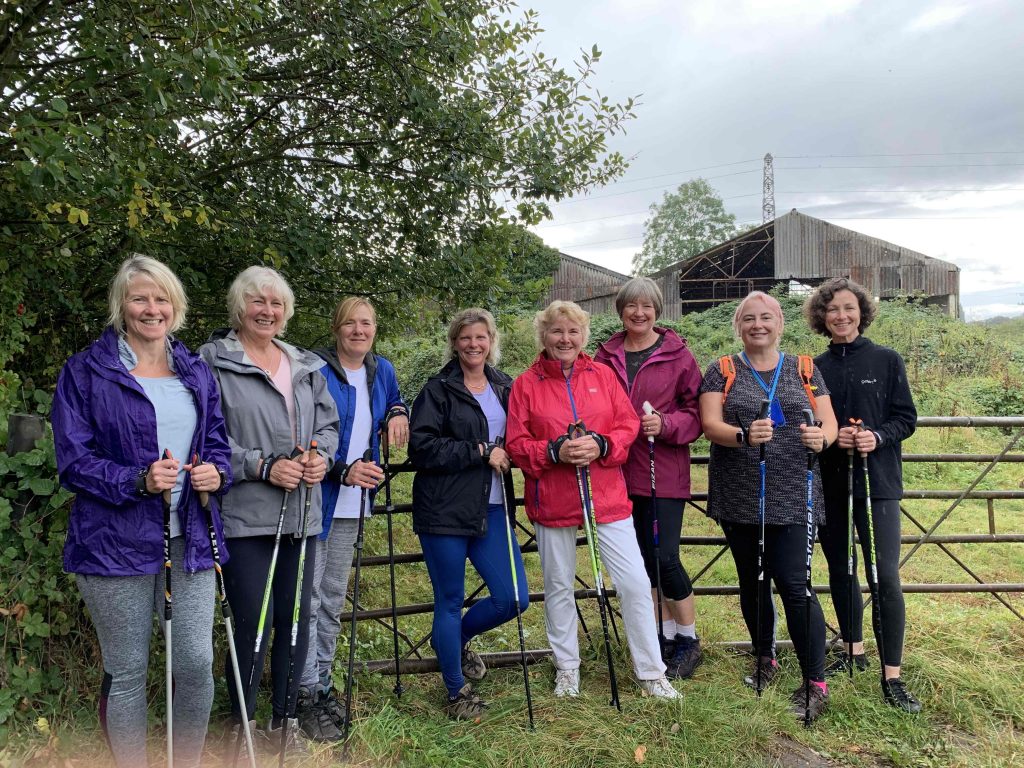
[535,517,666,681]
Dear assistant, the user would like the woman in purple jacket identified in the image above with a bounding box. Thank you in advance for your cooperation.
[595,277,704,680]
[52,255,232,768]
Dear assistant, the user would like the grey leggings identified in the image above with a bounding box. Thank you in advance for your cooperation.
[76,538,215,768]
[302,518,359,689]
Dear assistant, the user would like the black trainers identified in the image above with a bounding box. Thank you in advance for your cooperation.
[882,677,922,714]
[790,683,829,725]
[824,652,869,678]
[321,687,348,729]
[445,683,488,722]
[296,687,343,743]
[666,635,702,680]
[461,644,487,682]
[660,634,678,663]
[742,657,780,692]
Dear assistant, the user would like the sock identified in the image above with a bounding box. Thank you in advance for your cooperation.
[660,619,677,639]
[811,680,827,694]
[677,622,697,640]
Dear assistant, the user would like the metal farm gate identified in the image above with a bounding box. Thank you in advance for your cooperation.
[341,416,1024,674]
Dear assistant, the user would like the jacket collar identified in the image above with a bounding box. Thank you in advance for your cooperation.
[89,327,197,387]
[827,334,871,358]
[435,358,510,397]
[597,326,683,359]
[530,350,597,379]
[205,329,321,378]
[313,345,379,389]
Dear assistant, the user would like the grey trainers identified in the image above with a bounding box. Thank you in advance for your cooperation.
[265,717,308,755]
[461,644,487,681]
[742,657,780,692]
[791,683,829,725]
[666,635,702,680]
[639,676,680,700]
[553,668,580,697]
[296,687,343,743]
[445,683,488,721]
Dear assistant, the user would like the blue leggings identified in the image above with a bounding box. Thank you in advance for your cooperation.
[419,504,529,697]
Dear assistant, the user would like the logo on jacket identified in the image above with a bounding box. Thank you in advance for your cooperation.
[861,378,877,385]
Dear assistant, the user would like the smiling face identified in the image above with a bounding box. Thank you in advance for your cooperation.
[621,295,657,340]
[123,275,174,347]
[240,289,285,342]
[824,288,861,343]
[543,316,585,369]
[336,303,376,364]
[737,297,782,353]
[455,321,492,374]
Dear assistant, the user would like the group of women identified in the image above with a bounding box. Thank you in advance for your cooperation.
[52,255,921,766]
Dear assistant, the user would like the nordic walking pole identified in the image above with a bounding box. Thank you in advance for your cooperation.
[161,449,174,768]
[642,401,664,645]
[343,446,374,742]
[192,456,257,768]
[846,426,856,680]
[280,441,317,767]
[497,438,535,730]
[570,421,620,711]
[853,419,886,682]
[231,445,304,768]
[753,399,770,697]
[381,419,404,697]
[800,410,816,728]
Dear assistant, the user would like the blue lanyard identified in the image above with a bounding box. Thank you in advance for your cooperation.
[740,351,785,403]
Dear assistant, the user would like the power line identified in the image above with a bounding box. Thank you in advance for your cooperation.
[776,151,1024,159]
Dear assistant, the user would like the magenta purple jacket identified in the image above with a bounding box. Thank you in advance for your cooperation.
[595,327,702,499]
[52,327,232,576]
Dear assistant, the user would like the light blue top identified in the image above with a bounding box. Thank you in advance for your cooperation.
[472,384,506,505]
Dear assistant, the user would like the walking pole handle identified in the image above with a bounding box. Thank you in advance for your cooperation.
[757,399,770,422]
[642,401,655,444]
[850,417,869,459]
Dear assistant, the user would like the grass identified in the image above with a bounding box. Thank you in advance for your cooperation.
[6,424,1024,768]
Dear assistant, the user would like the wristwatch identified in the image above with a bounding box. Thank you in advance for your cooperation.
[136,466,153,497]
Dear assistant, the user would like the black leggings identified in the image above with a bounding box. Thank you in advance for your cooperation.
[630,496,694,601]
[722,521,826,682]
[818,497,906,667]
[223,534,317,721]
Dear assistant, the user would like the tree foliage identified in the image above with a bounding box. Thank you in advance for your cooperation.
[0,0,634,380]
[631,178,737,275]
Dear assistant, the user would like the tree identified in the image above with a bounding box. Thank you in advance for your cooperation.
[0,0,635,380]
[631,179,737,275]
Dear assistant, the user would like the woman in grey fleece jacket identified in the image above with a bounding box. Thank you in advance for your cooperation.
[200,266,338,743]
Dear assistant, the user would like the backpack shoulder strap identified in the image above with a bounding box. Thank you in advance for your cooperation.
[798,354,818,411]
[719,355,736,404]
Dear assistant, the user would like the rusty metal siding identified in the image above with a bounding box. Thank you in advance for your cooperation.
[543,254,629,315]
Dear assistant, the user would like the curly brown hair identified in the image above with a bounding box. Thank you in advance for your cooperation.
[803,277,877,337]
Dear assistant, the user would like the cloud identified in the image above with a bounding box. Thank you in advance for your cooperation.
[905,3,972,33]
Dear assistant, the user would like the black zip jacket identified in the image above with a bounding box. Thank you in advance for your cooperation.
[409,359,515,536]
[815,335,917,501]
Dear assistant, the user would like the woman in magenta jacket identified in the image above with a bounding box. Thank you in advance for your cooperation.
[506,300,678,700]
[595,277,703,680]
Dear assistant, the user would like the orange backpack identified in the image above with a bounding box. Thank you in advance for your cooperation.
[719,354,818,411]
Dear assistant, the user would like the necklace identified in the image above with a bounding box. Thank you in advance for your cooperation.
[244,343,279,376]
[465,379,488,391]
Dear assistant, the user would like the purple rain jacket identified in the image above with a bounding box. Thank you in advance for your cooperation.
[595,327,703,500]
[52,326,233,576]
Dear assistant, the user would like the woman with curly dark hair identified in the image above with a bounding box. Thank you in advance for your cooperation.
[804,277,922,714]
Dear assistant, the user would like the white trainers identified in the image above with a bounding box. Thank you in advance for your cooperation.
[553,668,580,697]
[639,676,680,700]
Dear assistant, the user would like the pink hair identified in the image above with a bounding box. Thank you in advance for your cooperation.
[732,291,784,338]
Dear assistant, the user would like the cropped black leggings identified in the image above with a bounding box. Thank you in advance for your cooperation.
[818,497,906,667]
[630,496,694,601]
[722,520,826,682]
[222,534,317,721]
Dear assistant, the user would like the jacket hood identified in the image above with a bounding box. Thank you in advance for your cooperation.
[313,345,379,386]
[204,329,324,378]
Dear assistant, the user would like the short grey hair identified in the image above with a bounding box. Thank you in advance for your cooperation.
[614,277,664,319]
[226,266,295,335]
[107,254,188,334]
[445,307,500,365]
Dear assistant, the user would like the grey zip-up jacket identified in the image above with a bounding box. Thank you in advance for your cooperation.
[200,331,339,539]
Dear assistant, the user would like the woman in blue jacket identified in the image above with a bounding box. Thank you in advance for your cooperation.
[296,296,407,741]
[52,255,232,767]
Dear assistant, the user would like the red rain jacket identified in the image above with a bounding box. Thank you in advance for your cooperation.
[507,352,639,528]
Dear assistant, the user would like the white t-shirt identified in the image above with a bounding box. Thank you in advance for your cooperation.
[333,365,373,519]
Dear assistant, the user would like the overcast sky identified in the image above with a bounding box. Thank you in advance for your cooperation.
[521,0,1024,319]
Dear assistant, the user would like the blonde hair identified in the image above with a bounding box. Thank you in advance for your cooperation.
[226,266,295,335]
[446,307,500,365]
[331,297,377,335]
[732,291,784,341]
[534,300,590,350]
[107,254,188,334]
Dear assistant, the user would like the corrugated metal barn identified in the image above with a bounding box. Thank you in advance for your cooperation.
[649,209,961,319]
[542,253,631,315]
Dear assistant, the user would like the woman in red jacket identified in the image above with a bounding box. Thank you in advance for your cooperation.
[507,300,678,700]
[595,277,703,680]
